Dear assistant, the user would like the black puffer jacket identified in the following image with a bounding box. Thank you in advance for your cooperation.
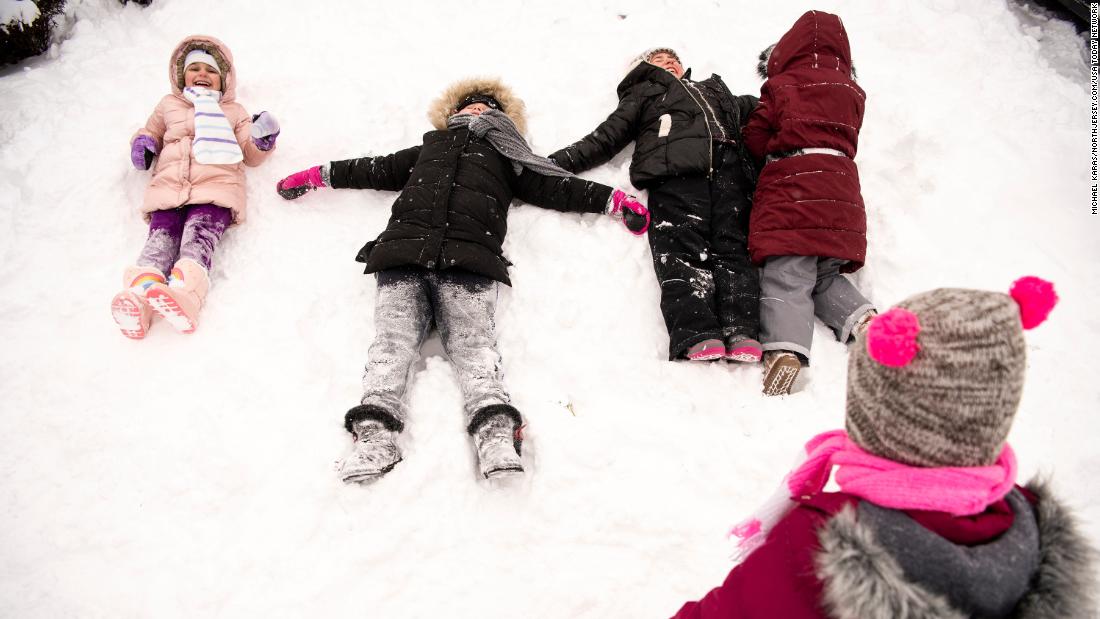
[550,62,758,189]
[332,127,612,286]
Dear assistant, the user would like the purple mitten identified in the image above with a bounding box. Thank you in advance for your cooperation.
[276,165,325,200]
[131,135,158,170]
[609,189,650,236]
[250,112,280,151]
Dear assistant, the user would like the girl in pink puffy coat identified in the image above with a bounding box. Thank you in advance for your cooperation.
[110,34,279,338]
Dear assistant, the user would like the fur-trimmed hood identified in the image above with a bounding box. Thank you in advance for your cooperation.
[169,35,236,102]
[816,481,1098,619]
[428,77,527,135]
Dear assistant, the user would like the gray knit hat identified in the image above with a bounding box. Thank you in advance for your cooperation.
[846,279,1057,467]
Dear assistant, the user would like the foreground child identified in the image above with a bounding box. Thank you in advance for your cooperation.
[276,78,648,483]
[110,35,279,338]
[672,277,1097,618]
[742,11,876,395]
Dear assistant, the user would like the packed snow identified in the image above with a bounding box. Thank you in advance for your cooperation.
[0,0,1096,617]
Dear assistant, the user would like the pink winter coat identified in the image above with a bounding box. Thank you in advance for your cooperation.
[133,35,272,224]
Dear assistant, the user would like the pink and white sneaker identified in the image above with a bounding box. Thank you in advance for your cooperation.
[111,290,153,339]
[110,266,165,339]
[726,338,763,363]
[685,338,726,361]
[145,259,209,334]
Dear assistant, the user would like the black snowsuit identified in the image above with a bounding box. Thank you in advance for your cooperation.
[333,126,613,434]
[332,127,613,286]
[550,62,761,358]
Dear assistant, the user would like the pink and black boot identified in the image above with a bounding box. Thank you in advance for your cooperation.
[110,266,166,339]
[145,258,210,333]
[726,337,763,363]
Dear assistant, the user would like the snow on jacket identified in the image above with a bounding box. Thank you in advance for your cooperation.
[549,61,758,190]
[336,79,613,286]
[742,11,867,272]
[133,35,272,224]
[671,481,1097,619]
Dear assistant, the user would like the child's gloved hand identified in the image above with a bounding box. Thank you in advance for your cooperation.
[130,135,158,170]
[608,189,650,235]
[250,112,280,151]
[276,165,325,200]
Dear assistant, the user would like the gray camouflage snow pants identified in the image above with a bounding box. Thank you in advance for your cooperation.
[759,256,874,362]
[355,266,514,432]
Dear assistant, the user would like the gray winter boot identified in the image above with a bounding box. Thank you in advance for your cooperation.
[472,414,523,480]
[337,419,402,484]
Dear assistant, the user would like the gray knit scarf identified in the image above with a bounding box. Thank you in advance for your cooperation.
[447,109,572,177]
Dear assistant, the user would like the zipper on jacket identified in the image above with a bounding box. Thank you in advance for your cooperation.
[677,79,714,179]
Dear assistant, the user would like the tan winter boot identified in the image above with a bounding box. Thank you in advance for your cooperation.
[145,258,210,334]
[852,309,878,340]
[762,350,801,396]
[110,266,165,339]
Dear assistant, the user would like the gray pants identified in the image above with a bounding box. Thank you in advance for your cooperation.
[759,256,874,362]
[360,267,512,429]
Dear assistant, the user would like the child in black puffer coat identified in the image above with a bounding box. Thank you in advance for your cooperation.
[277,77,649,484]
[551,48,762,364]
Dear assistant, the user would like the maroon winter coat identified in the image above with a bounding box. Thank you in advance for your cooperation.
[670,483,1095,618]
[742,11,867,272]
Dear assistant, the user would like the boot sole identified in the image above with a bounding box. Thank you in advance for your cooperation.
[762,358,801,396]
[483,464,524,480]
[686,346,726,361]
[726,349,763,363]
[146,287,197,334]
[340,457,402,484]
[484,466,525,489]
[110,292,148,339]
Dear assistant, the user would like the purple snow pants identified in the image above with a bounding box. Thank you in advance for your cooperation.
[136,204,232,275]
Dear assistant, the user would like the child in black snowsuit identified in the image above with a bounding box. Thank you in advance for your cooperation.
[551,48,761,363]
[276,77,648,483]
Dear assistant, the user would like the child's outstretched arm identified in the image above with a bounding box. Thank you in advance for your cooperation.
[547,93,643,175]
[512,171,649,235]
[130,100,168,170]
[276,146,422,200]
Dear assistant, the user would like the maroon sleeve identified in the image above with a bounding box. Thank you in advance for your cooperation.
[741,82,776,161]
[670,505,834,619]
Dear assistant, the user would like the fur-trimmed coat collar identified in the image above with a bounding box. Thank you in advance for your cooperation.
[817,481,1097,619]
[428,77,527,135]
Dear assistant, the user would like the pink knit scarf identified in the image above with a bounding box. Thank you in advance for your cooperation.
[728,430,1017,562]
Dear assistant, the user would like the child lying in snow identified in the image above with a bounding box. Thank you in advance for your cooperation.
[275,77,649,483]
[111,34,279,338]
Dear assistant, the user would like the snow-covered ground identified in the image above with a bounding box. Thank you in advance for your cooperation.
[0,0,1095,616]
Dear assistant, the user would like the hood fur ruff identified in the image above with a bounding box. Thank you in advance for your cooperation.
[815,480,1098,619]
[171,35,235,99]
[429,77,527,135]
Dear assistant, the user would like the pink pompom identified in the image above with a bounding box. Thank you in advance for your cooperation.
[1010,276,1058,330]
[866,308,921,367]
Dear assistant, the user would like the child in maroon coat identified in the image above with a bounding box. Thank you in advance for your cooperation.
[671,278,1097,618]
[742,11,876,396]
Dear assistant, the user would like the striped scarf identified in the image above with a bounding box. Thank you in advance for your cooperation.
[446,109,571,177]
[182,87,243,165]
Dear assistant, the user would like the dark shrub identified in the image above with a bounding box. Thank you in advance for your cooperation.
[0,0,66,67]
